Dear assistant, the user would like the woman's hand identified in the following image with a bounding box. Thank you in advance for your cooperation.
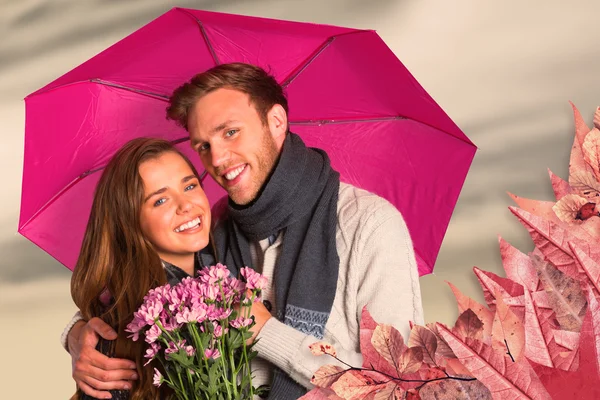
[69,317,138,399]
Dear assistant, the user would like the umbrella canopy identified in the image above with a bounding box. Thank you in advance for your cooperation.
[20,8,476,275]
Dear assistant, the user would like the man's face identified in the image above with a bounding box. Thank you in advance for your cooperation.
[187,88,285,205]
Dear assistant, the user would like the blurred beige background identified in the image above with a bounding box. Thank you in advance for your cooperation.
[2,0,600,397]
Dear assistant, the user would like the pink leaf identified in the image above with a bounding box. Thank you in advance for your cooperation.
[548,169,573,200]
[436,323,551,400]
[447,282,494,343]
[491,291,525,363]
[407,325,437,365]
[523,289,553,367]
[453,309,484,342]
[311,365,346,388]
[309,341,338,358]
[507,192,563,226]
[569,242,600,295]
[418,378,492,400]
[534,258,587,332]
[299,388,345,400]
[399,347,423,374]
[499,237,539,292]
[509,207,600,281]
[330,370,387,400]
[372,382,404,400]
[568,101,595,181]
[473,267,524,312]
[360,307,399,377]
[581,128,600,181]
[552,330,580,351]
[504,290,552,310]
[371,325,407,376]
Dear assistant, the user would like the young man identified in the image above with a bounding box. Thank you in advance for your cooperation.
[64,63,424,399]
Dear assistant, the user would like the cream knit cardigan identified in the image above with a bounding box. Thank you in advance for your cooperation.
[249,182,424,390]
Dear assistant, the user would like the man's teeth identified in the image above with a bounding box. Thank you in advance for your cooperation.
[224,165,245,180]
[174,217,201,233]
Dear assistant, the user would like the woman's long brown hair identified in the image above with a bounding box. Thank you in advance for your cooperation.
[71,138,204,399]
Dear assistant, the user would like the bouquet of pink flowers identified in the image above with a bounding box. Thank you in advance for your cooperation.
[125,264,268,400]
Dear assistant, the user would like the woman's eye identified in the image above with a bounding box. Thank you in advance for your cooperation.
[185,184,197,191]
[225,129,237,137]
[154,198,166,207]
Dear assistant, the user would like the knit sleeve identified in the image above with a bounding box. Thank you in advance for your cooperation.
[354,201,424,339]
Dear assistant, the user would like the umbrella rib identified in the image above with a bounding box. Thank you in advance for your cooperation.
[90,79,170,101]
[177,8,220,66]
[281,29,372,88]
[290,116,406,125]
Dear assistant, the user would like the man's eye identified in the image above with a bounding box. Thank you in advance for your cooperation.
[154,198,166,207]
[198,143,209,152]
[225,129,237,137]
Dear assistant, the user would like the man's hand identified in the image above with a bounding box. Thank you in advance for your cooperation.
[69,317,138,399]
[247,300,272,344]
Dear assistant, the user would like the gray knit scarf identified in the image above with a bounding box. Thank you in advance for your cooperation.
[209,132,341,399]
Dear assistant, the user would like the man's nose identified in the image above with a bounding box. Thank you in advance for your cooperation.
[210,145,229,168]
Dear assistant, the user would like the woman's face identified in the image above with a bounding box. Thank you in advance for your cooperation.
[138,151,211,265]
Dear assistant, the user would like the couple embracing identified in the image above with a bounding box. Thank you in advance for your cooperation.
[64,62,424,399]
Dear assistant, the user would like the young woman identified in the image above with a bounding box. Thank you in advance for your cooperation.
[70,137,215,399]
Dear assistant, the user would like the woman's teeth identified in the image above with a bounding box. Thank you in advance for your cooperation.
[225,165,245,180]
[174,217,201,233]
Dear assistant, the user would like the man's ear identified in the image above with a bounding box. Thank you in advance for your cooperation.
[267,104,288,149]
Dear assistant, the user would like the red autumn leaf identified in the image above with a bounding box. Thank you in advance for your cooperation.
[499,237,540,292]
[548,169,573,200]
[371,324,407,376]
[372,382,404,400]
[582,128,600,181]
[507,192,564,226]
[330,370,387,400]
[425,323,457,361]
[447,282,494,343]
[569,242,600,295]
[360,307,399,378]
[445,358,473,377]
[473,267,523,312]
[552,329,580,351]
[300,387,345,400]
[509,207,600,281]
[418,377,492,400]
[399,347,423,374]
[453,309,484,342]
[436,323,551,399]
[568,101,595,182]
[530,290,600,399]
[535,258,587,332]
[311,365,346,388]
[309,341,338,358]
[407,325,437,365]
[523,289,554,367]
[491,291,525,363]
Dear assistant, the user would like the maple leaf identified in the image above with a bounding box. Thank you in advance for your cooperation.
[569,242,600,295]
[453,309,485,342]
[534,258,587,332]
[311,365,346,388]
[548,169,573,200]
[330,370,388,400]
[447,282,494,343]
[499,237,540,292]
[582,128,600,181]
[529,290,600,399]
[491,291,525,363]
[360,307,399,378]
[473,266,523,312]
[436,323,552,399]
[507,192,564,226]
[419,377,492,400]
[568,102,595,182]
[309,342,338,358]
[509,207,600,281]
[407,325,437,366]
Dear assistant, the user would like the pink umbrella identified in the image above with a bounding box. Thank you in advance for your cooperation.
[20,8,476,275]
